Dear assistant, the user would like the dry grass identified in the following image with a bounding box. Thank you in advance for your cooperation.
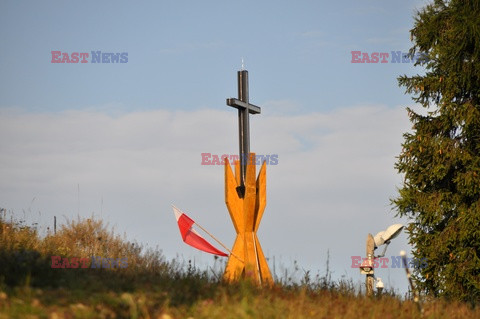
[1,211,479,318]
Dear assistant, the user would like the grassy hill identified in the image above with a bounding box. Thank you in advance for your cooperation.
[0,213,479,318]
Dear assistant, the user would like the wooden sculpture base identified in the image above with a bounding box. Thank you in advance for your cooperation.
[223,153,273,285]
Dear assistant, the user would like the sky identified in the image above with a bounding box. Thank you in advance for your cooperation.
[0,0,431,294]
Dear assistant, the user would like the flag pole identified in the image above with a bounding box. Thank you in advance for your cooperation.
[193,221,244,263]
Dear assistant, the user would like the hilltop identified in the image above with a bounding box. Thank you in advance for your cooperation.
[0,213,478,318]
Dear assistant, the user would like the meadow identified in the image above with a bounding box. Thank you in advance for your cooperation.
[0,212,479,319]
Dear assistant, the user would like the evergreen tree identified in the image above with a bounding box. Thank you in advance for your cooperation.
[394,0,480,303]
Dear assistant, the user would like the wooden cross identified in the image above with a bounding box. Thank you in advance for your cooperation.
[226,70,261,197]
[223,69,273,285]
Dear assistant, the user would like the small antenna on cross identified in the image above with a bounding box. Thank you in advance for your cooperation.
[241,57,245,70]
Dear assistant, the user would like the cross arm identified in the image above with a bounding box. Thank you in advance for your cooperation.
[226,98,261,114]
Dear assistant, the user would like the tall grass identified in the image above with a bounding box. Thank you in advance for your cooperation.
[1,210,479,318]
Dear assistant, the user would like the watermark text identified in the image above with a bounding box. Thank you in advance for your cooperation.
[351,255,427,269]
[51,256,128,268]
[51,51,128,63]
[351,51,427,64]
[201,153,278,165]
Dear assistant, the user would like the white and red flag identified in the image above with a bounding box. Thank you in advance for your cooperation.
[172,205,228,257]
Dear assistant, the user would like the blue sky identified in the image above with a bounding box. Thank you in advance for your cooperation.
[1,0,426,112]
[1,0,429,293]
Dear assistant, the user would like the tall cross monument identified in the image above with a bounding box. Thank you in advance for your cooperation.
[224,69,273,285]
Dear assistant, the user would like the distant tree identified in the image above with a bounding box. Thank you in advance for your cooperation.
[393,0,480,303]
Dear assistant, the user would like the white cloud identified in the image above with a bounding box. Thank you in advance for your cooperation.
[0,104,413,291]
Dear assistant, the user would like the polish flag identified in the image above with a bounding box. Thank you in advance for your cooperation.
[172,206,228,257]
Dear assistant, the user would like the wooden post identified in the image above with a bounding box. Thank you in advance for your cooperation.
[366,233,375,296]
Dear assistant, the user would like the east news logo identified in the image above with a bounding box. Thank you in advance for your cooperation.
[51,51,128,63]
[51,256,128,268]
[350,51,428,63]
